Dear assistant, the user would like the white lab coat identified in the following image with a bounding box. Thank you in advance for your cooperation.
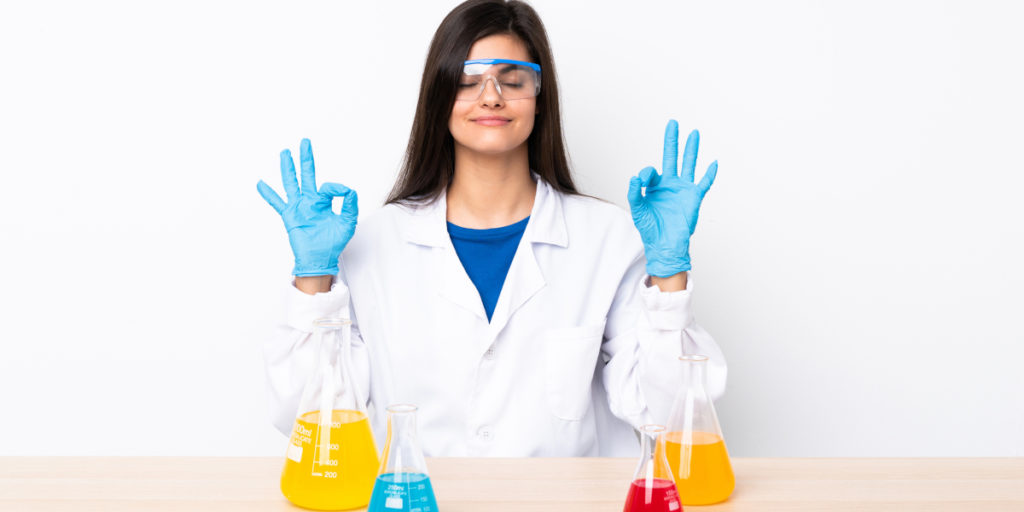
[264,178,726,457]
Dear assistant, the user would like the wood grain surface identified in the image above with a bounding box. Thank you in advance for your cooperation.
[1,457,1022,511]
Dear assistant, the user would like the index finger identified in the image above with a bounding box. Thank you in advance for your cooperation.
[662,119,679,179]
[300,138,317,195]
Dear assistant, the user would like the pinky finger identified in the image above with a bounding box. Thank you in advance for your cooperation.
[257,180,287,214]
[698,160,718,196]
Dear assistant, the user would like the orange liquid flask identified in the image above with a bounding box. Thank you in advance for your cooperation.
[280,318,379,510]
[662,355,735,505]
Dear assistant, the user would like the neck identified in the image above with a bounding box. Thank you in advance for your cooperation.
[447,142,536,229]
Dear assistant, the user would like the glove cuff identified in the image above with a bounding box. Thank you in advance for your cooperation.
[292,248,342,277]
[293,265,339,277]
[645,255,691,278]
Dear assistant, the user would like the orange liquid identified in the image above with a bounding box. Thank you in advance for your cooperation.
[661,430,735,505]
[280,409,379,511]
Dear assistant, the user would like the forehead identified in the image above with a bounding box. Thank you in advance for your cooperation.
[466,33,531,62]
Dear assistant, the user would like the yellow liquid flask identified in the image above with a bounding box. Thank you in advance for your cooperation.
[280,318,380,511]
[661,355,735,505]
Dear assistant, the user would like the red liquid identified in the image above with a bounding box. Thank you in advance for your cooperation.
[623,477,683,512]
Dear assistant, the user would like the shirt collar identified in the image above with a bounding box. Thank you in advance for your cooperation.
[401,174,569,249]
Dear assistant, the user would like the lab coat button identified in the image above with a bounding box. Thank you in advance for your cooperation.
[477,426,493,441]
[484,348,495,360]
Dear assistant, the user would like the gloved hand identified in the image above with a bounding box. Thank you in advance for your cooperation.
[257,138,358,277]
[627,120,718,277]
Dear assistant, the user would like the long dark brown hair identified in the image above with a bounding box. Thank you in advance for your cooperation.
[386,0,577,206]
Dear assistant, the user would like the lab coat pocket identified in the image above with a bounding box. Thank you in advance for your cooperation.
[543,323,605,422]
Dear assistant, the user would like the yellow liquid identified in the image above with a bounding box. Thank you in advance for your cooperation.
[661,430,735,505]
[280,409,379,511]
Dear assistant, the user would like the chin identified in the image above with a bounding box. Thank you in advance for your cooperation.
[466,144,522,155]
[455,133,529,156]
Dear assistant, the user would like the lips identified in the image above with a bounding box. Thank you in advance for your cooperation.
[472,116,511,126]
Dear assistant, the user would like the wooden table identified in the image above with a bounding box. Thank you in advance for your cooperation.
[2,457,1022,511]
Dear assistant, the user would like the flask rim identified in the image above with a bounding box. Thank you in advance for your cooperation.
[386,403,418,414]
[312,317,352,329]
[638,424,667,435]
[679,354,709,363]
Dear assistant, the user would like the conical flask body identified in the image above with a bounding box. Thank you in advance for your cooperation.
[280,318,379,510]
[623,425,682,512]
[369,404,438,512]
[663,355,734,505]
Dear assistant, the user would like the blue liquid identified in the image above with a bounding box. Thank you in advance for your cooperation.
[368,472,438,512]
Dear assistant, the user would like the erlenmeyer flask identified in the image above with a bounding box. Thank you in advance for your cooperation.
[662,355,735,505]
[368,404,438,512]
[623,424,682,512]
[280,318,380,511]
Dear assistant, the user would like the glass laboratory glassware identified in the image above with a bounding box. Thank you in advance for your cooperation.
[280,318,380,511]
[368,404,439,512]
[663,355,735,505]
[623,424,682,512]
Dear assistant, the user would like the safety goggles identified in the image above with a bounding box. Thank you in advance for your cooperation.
[456,59,542,101]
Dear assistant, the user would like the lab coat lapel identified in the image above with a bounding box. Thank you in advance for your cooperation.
[487,179,569,337]
[401,192,489,321]
[486,237,545,337]
[435,243,489,321]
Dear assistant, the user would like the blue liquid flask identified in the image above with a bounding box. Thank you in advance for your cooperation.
[368,404,439,512]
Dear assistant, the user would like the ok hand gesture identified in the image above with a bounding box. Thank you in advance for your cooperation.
[257,139,358,277]
[627,120,718,277]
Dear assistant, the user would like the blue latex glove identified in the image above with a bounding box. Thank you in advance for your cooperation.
[257,139,358,277]
[627,120,718,277]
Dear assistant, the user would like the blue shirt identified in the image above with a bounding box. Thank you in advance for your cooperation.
[446,216,530,321]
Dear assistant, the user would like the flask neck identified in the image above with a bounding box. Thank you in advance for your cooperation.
[668,355,723,439]
[634,424,672,482]
[381,404,427,476]
[679,355,709,394]
[315,327,339,358]
[303,318,363,415]
[387,407,418,439]
[313,319,349,363]
[639,428,656,460]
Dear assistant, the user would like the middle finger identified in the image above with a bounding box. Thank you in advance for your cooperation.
[662,119,679,180]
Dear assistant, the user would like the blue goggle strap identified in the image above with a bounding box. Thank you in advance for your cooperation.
[463,58,541,76]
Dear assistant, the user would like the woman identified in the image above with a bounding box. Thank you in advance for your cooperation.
[257,0,725,457]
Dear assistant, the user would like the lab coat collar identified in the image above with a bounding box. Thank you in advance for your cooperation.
[523,177,570,248]
[401,174,569,248]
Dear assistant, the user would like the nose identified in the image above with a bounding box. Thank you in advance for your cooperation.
[478,76,503,107]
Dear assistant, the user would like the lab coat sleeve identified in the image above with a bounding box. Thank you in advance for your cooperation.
[636,272,727,423]
[263,275,371,438]
[601,253,727,430]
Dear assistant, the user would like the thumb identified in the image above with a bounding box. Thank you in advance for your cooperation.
[628,166,659,212]
[627,176,645,209]
[319,182,358,220]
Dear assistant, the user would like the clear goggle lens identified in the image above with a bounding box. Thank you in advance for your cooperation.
[456,59,541,101]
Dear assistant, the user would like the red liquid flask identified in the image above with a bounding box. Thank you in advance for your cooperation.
[623,425,683,512]
[624,477,681,512]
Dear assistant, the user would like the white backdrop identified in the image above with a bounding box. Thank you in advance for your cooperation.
[1,0,1022,456]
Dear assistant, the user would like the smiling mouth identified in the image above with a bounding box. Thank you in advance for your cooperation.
[473,117,511,126]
